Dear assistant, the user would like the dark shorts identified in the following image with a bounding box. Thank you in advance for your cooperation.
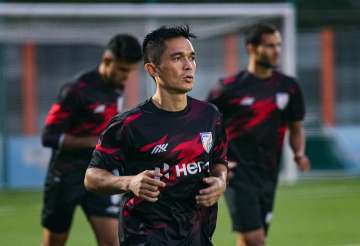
[224,183,275,234]
[119,203,217,246]
[41,168,121,233]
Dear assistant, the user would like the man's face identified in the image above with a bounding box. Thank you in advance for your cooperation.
[105,59,138,89]
[156,37,196,94]
[253,31,282,68]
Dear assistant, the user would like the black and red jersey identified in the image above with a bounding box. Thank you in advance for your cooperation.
[208,70,305,181]
[42,69,124,172]
[90,97,227,245]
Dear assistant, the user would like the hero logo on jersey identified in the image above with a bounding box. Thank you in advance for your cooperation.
[154,163,170,180]
[200,132,213,154]
[155,161,209,179]
[276,92,289,110]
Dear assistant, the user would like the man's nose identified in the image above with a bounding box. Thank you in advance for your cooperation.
[183,58,193,70]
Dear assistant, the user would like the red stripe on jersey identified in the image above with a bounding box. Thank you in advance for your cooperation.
[223,75,237,85]
[95,144,119,155]
[124,112,142,126]
[225,117,248,141]
[45,103,71,126]
[225,98,276,140]
[69,103,118,135]
[91,104,118,135]
[244,98,276,130]
[123,197,143,217]
[172,135,205,163]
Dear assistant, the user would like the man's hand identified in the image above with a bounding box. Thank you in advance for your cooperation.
[128,170,166,202]
[295,155,311,172]
[196,177,226,207]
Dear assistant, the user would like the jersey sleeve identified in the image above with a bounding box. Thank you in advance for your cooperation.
[286,81,305,122]
[41,83,82,148]
[211,113,228,167]
[89,117,131,174]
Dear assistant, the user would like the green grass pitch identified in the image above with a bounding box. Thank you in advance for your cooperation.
[0,179,359,246]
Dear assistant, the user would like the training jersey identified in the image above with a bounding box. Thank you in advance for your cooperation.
[90,97,228,245]
[42,69,124,173]
[208,70,305,182]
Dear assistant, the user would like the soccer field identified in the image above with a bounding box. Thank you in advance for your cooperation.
[0,178,359,246]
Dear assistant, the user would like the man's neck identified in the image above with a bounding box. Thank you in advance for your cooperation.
[247,60,273,79]
[98,63,105,77]
[152,88,187,112]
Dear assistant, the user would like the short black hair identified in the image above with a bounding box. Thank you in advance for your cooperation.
[143,25,197,65]
[245,23,278,46]
[106,34,142,63]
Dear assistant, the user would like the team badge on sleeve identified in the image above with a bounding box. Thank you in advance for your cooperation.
[276,92,289,110]
[200,132,213,153]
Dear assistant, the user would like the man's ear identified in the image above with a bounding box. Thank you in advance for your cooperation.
[103,56,112,66]
[144,63,158,78]
[102,50,114,66]
[246,43,257,54]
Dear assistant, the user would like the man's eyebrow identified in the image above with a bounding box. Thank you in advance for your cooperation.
[170,51,196,57]
[169,52,184,57]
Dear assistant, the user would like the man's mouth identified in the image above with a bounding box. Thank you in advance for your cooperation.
[183,75,194,82]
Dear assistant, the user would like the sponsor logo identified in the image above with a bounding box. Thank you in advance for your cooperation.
[94,104,105,113]
[155,161,209,179]
[240,96,255,106]
[151,143,168,154]
[200,132,213,153]
[276,92,289,110]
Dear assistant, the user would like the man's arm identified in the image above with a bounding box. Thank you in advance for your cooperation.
[42,83,98,149]
[85,167,166,202]
[42,130,98,150]
[196,163,227,207]
[61,134,98,149]
[288,121,310,171]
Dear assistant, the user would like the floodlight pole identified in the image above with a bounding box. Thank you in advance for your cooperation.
[281,4,299,184]
[0,45,8,188]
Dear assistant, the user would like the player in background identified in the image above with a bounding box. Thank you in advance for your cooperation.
[208,24,310,246]
[41,34,142,246]
[84,25,228,246]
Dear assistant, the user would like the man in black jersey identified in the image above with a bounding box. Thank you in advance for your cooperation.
[41,34,142,246]
[208,24,311,246]
[85,25,228,246]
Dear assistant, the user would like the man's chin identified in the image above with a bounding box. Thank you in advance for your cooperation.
[177,88,192,94]
[170,86,193,94]
[257,60,277,69]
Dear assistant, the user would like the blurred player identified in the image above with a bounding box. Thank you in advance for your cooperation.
[84,25,228,245]
[41,34,142,246]
[208,24,310,246]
